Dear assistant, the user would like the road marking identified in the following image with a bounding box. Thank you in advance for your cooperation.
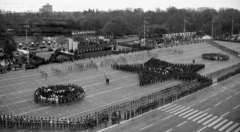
[215,102,222,107]
[187,111,203,120]
[165,105,182,113]
[199,98,207,103]
[221,111,229,118]
[166,128,172,132]
[203,108,211,112]
[189,104,196,107]
[221,89,226,92]
[159,104,177,111]
[230,85,235,88]
[202,116,218,125]
[174,107,190,115]
[208,117,223,127]
[211,93,217,97]
[226,96,232,100]
[219,121,233,131]
[177,121,187,127]
[178,109,194,117]
[225,123,239,132]
[162,115,173,121]
[197,126,207,132]
[183,110,198,118]
[213,119,228,129]
[192,113,208,122]
[169,106,186,114]
[139,124,153,131]
[197,114,212,123]
[234,125,240,132]
[233,105,240,109]
[236,91,240,95]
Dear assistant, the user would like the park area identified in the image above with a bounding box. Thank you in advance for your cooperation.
[0,41,240,131]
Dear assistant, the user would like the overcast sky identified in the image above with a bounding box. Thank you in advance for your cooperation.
[0,0,240,12]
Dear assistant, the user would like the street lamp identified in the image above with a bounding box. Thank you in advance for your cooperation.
[24,19,30,64]
[144,17,150,46]
[183,17,190,40]
[212,19,215,38]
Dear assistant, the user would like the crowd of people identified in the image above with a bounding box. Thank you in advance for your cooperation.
[202,53,229,61]
[217,68,240,82]
[100,56,127,67]
[112,58,207,86]
[0,75,212,131]
[34,84,85,106]
[51,60,98,76]
[208,41,239,57]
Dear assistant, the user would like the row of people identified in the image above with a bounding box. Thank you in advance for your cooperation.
[0,77,212,131]
[34,84,85,106]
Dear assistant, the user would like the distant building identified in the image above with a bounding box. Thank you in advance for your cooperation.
[39,3,53,13]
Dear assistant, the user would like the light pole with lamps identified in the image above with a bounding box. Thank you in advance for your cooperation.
[24,19,30,64]
[211,19,215,38]
[144,17,150,46]
[183,17,190,40]
[231,19,235,36]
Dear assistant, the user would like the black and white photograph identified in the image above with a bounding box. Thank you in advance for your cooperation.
[0,0,240,131]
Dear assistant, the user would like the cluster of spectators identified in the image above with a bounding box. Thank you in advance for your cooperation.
[202,53,229,61]
[34,84,85,106]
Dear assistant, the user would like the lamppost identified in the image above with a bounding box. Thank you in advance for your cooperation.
[24,19,30,64]
[183,17,190,40]
[144,17,150,46]
[212,17,218,38]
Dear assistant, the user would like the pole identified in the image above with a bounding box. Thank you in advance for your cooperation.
[26,27,29,64]
[212,20,214,38]
[144,19,145,46]
[183,19,185,41]
[231,19,234,36]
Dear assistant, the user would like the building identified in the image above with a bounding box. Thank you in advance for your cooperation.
[39,3,53,13]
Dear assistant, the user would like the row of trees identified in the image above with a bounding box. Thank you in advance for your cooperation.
[0,7,240,52]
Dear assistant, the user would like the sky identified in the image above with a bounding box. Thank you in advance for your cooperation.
[0,0,240,12]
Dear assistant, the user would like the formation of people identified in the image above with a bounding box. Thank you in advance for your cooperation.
[38,69,48,78]
[100,56,127,67]
[51,60,98,76]
[34,84,85,106]
[202,53,229,61]
[112,58,207,86]
[0,77,212,131]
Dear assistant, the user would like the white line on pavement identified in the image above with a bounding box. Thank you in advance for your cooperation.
[189,104,196,107]
[177,121,187,127]
[199,98,207,103]
[197,126,207,132]
[226,96,232,100]
[162,115,173,121]
[220,111,229,118]
[211,93,217,97]
[214,102,222,107]
[236,91,240,95]
[203,108,211,112]
[139,124,153,131]
[230,85,235,88]
[166,128,172,132]
[233,105,240,109]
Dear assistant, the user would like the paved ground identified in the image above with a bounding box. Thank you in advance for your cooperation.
[215,41,240,52]
[0,41,240,132]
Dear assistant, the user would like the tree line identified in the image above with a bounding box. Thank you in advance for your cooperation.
[0,7,240,38]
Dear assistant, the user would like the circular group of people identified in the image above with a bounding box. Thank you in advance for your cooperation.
[34,84,85,106]
[202,53,229,61]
